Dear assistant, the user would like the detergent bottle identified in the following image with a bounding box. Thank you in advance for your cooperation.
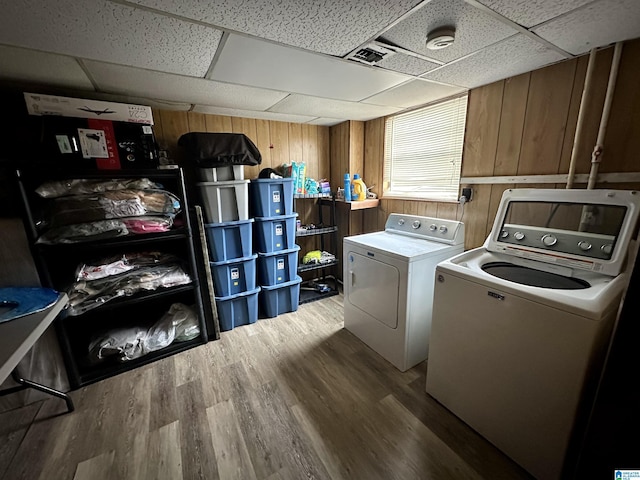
[352,174,367,201]
[343,173,352,201]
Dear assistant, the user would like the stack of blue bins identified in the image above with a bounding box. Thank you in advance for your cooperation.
[201,166,260,332]
[250,178,302,318]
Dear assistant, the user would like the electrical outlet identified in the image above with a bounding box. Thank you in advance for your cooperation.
[461,187,472,202]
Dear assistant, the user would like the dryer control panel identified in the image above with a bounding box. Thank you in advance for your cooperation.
[385,214,464,245]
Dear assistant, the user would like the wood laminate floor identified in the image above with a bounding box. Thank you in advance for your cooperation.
[0,295,533,480]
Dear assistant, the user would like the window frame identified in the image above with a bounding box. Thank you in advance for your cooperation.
[382,93,468,203]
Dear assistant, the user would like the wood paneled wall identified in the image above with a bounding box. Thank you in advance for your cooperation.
[153,110,330,229]
[362,38,640,249]
[153,111,330,185]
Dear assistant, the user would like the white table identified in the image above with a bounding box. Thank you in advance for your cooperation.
[0,293,74,412]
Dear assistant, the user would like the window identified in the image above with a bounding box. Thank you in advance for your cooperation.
[384,94,468,202]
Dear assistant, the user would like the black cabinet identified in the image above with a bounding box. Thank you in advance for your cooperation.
[294,193,339,304]
[16,168,208,388]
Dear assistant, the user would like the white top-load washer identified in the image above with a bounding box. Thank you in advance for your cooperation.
[426,189,640,480]
[343,214,464,372]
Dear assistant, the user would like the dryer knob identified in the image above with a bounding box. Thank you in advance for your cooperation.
[439,225,448,234]
[429,224,437,231]
[397,218,405,225]
[514,231,525,241]
[412,220,421,229]
[542,234,557,247]
[601,243,613,255]
[578,240,592,251]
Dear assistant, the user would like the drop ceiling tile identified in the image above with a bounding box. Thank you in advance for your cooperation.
[269,95,401,121]
[83,60,289,110]
[0,45,94,89]
[380,0,518,63]
[532,0,640,55]
[376,53,441,76]
[476,0,593,28]
[423,34,565,88]
[129,0,422,56]
[0,0,221,77]
[210,34,411,102]
[362,79,467,108]
[193,105,316,124]
[306,118,345,126]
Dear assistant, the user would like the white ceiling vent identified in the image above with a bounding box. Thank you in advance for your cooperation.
[347,42,397,66]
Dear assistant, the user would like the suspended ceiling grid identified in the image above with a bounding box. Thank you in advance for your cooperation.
[0,0,638,125]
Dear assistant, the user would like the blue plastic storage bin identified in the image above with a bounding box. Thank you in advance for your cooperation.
[249,178,294,217]
[216,287,260,331]
[205,218,253,262]
[257,245,300,286]
[210,254,257,297]
[254,213,298,253]
[259,276,302,318]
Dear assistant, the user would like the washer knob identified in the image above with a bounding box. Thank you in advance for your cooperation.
[439,225,448,233]
[412,220,421,229]
[601,244,613,255]
[429,224,437,231]
[541,234,557,247]
[513,231,525,241]
[578,240,592,251]
[398,218,405,226]
[500,230,509,239]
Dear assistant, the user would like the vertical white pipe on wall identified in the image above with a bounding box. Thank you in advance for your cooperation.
[567,48,598,189]
[587,42,624,190]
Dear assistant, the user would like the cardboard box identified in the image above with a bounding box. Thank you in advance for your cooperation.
[23,92,154,125]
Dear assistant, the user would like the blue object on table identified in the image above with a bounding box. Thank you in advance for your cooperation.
[0,287,60,324]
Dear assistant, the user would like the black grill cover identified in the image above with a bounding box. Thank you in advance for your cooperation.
[178,132,262,167]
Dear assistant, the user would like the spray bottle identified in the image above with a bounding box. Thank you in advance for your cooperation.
[352,174,367,201]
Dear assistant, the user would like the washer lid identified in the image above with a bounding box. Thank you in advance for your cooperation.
[485,189,640,277]
[344,231,452,261]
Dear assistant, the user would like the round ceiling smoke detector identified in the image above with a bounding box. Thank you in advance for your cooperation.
[426,28,455,50]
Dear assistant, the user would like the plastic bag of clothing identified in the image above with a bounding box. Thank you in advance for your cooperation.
[178,132,262,167]
[66,262,192,316]
[143,303,200,351]
[35,178,161,198]
[75,252,177,281]
[46,189,181,228]
[88,303,200,364]
[169,303,200,342]
[88,327,147,363]
[36,219,130,244]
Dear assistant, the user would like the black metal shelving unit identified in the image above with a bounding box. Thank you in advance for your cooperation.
[294,193,339,304]
[16,168,209,389]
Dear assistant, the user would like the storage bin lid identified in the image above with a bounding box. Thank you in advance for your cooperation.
[214,286,261,302]
[257,245,300,257]
[196,180,250,186]
[250,178,294,184]
[209,253,257,266]
[204,218,254,228]
[260,276,302,291]
[253,213,298,221]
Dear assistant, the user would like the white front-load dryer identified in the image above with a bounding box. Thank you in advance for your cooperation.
[344,214,464,372]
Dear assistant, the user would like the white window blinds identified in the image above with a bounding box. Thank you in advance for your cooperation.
[384,94,468,201]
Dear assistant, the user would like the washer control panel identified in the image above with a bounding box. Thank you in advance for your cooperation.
[386,214,464,245]
[499,224,615,260]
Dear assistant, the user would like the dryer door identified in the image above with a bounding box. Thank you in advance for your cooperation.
[346,251,400,328]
